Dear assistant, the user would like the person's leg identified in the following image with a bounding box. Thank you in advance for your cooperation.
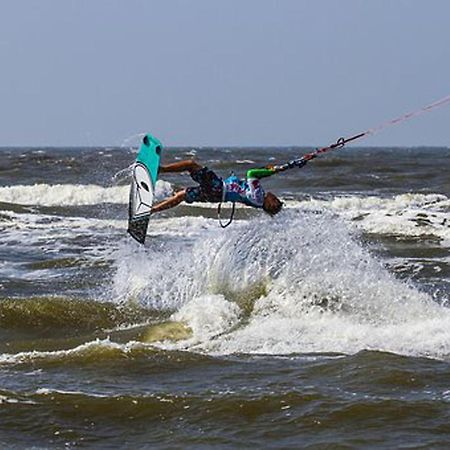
[191,168,224,202]
[152,162,205,214]
[159,160,202,174]
[151,189,186,214]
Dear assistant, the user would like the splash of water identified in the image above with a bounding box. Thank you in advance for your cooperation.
[112,210,450,358]
[119,132,147,152]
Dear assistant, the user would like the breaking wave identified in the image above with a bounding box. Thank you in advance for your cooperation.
[297,193,450,242]
[112,210,450,359]
[1,184,447,242]
[0,181,173,206]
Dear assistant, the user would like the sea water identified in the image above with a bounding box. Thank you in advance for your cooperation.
[0,146,449,448]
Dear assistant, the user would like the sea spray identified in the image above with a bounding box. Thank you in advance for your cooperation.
[113,210,450,358]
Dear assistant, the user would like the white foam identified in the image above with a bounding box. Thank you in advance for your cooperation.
[2,180,446,243]
[35,388,108,398]
[286,193,450,243]
[171,294,240,344]
[1,181,448,359]
[113,211,450,359]
[0,180,173,206]
[0,338,147,366]
[0,394,36,405]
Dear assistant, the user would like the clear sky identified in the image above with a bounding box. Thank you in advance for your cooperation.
[1,0,449,147]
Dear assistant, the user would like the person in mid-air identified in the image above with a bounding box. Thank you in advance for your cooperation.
[150,160,283,216]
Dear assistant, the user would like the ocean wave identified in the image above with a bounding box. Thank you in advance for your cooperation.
[0,337,208,368]
[112,210,450,359]
[1,181,447,242]
[287,193,450,242]
[0,180,173,206]
[0,297,157,337]
[0,339,148,366]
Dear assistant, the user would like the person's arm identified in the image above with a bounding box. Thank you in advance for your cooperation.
[160,160,202,174]
[246,167,277,179]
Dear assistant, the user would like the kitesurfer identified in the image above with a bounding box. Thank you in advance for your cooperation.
[150,160,284,216]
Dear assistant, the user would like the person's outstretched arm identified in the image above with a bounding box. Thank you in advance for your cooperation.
[246,167,277,179]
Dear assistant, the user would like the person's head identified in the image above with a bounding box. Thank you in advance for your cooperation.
[262,192,283,216]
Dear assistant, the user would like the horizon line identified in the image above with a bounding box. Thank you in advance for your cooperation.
[0,144,449,150]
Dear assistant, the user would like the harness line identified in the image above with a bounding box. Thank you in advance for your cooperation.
[218,201,236,228]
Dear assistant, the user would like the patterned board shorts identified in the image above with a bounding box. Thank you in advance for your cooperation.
[185,167,223,203]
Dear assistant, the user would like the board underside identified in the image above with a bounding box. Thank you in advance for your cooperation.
[127,134,162,244]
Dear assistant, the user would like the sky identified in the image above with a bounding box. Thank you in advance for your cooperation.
[0,0,449,147]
